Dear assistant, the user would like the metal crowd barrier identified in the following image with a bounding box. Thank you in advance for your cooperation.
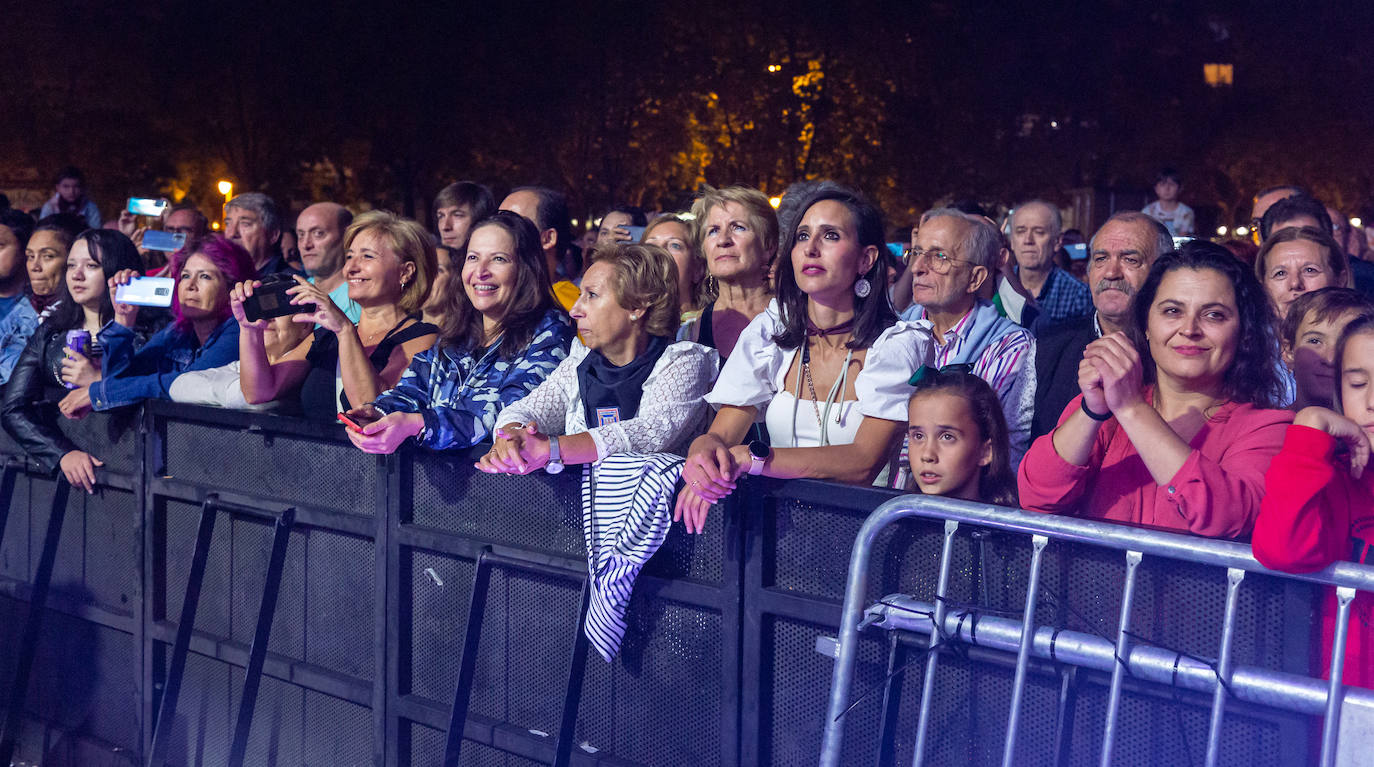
[0,402,1361,765]
[820,495,1374,767]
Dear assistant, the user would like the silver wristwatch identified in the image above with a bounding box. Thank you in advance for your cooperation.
[545,435,565,475]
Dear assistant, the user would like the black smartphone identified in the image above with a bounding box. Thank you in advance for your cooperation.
[242,275,316,322]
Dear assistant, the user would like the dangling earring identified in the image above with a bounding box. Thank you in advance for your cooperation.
[854,277,872,298]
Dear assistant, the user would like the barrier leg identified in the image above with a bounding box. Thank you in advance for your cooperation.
[1051,666,1079,767]
[1000,535,1048,767]
[1098,550,1142,767]
[0,457,24,553]
[442,549,495,767]
[874,632,906,767]
[0,479,70,766]
[911,519,959,767]
[226,506,296,767]
[1319,586,1356,767]
[552,581,591,767]
[147,493,220,767]
[1203,568,1245,767]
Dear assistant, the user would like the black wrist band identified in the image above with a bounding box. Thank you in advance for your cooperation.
[1080,399,1112,422]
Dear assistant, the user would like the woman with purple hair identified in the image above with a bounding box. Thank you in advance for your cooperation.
[65,235,254,415]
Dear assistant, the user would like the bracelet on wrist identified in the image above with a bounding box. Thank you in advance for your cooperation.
[1080,399,1112,422]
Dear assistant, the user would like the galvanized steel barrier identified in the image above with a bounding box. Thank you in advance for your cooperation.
[820,495,1374,767]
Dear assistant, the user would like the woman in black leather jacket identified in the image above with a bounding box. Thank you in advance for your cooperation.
[0,230,150,492]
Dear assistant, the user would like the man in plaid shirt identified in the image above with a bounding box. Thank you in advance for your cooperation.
[1010,200,1092,335]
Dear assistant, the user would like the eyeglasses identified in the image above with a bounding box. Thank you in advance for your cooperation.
[903,247,969,274]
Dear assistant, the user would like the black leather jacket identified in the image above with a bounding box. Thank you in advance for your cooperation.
[0,323,145,473]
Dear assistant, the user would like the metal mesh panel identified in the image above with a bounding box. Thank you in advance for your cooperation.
[228,515,306,659]
[161,420,377,515]
[406,550,477,701]
[24,613,140,754]
[305,530,376,680]
[0,472,33,581]
[163,498,233,637]
[81,486,140,617]
[574,595,723,766]
[158,650,233,767]
[410,453,584,556]
[301,690,373,766]
[405,720,447,767]
[230,670,305,766]
[57,409,140,475]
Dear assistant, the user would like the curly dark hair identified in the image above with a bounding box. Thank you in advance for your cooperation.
[439,210,560,359]
[909,368,1018,507]
[1130,240,1285,409]
[773,184,896,350]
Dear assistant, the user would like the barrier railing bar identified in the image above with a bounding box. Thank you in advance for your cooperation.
[874,631,905,767]
[861,595,1374,716]
[1099,550,1143,767]
[1001,534,1048,767]
[442,547,494,767]
[0,480,70,767]
[1203,567,1245,767]
[552,581,592,767]
[1320,586,1356,767]
[227,505,296,767]
[912,519,958,767]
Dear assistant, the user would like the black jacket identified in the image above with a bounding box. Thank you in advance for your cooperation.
[1030,317,1098,441]
[0,323,144,473]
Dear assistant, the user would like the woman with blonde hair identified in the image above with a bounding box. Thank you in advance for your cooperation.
[233,210,439,419]
[680,185,777,359]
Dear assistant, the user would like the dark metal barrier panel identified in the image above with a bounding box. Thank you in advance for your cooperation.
[0,412,144,767]
[0,404,1325,766]
[743,477,1314,767]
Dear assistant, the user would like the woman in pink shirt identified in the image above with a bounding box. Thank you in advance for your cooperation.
[1018,241,1292,538]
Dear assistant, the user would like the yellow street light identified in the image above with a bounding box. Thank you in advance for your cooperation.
[1216,226,1229,236]
[768,196,782,209]
[217,180,234,197]
[1354,217,1364,228]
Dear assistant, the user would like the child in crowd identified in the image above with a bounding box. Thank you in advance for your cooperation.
[1280,288,1374,411]
[905,365,1017,506]
[1254,315,1374,688]
[1141,167,1195,237]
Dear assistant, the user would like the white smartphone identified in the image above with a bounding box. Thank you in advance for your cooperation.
[127,197,169,217]
[115,276,175,307]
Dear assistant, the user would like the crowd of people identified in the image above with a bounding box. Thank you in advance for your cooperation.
[0,166,1371,684]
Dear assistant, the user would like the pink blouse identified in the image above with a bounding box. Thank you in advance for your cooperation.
[1017,393,1292,538]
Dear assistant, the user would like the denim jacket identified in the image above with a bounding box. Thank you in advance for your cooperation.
[91,317,241,410]
[374,309,573,450]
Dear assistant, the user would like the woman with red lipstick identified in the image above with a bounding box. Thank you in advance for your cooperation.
[1018,241,1292,538]
[674,186,936,533]
[1254,315,1374,688]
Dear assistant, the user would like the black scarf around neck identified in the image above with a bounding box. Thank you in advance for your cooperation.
[577,335,671,428]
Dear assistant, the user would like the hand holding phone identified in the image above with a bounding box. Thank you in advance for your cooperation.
[338,411,380,433]
[127,197,169,217]
[114,276,176,307]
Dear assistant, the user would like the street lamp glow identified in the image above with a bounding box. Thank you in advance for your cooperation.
[1235,226,1249,237]
[1354,217,1364,228]
[768,196,782,209]
[217,180,233,196]
[210,221,221,231]
[1216,226,1228,236]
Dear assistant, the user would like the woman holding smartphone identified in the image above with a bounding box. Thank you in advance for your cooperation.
[346,212,574,453]
[2,231,154,491]
[233,210,438,419]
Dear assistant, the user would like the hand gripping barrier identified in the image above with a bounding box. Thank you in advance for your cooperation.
[819,495,1374,767]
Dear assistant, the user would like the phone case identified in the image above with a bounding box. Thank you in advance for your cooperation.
[115,277,175,307]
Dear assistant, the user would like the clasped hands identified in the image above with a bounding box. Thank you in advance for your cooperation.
[1078,331,1146,418]
[673,438,755,534]
[475,422,553,474]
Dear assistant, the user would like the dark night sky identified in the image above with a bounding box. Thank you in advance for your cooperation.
[1,0,1371,226]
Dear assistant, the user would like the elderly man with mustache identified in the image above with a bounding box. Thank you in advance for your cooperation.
[1030,212,1175,440]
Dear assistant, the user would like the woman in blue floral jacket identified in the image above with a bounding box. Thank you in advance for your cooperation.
[347,211,573,452]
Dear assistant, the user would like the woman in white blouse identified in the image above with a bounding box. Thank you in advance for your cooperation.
[476,242,718,475]
[675,186,936,533]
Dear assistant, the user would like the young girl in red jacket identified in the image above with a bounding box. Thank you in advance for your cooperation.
[1254,314,1374,688]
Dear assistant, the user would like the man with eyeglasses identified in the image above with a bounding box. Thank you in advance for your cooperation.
[1030,212,1173,440]
[1249,185,1306,245]
[899,209,1036,466]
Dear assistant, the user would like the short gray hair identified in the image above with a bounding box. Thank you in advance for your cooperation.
[225,192,281,235]
[1011,200,1063,238]
[922,208,1000,267]
[1090,211,1173,263]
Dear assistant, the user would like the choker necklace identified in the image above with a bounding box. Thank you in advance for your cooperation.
[805,318,854,337]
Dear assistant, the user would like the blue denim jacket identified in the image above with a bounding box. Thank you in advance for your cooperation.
[91,317,241,410]
[374,309,573,450]
[0,299,39,385]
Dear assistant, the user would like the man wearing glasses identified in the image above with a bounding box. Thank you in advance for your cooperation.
[900,210,1036,466]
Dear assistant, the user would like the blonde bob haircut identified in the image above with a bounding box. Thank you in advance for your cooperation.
[590,242,680,338]
[342,210,438,315]
[689,184,779,260]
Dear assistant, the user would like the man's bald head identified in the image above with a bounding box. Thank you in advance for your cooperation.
[296,202,353,279]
